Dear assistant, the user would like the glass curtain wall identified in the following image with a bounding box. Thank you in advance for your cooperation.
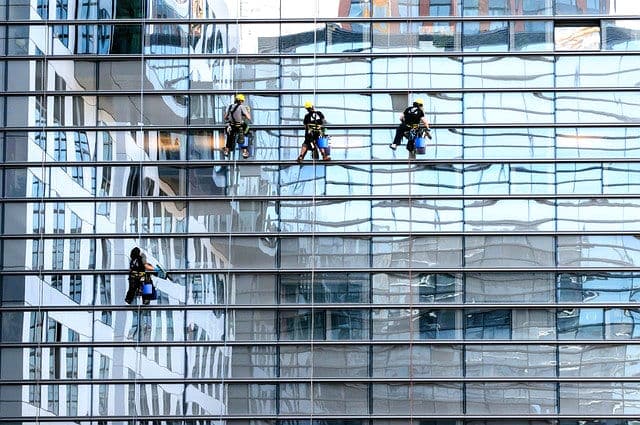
[2,0,640,423]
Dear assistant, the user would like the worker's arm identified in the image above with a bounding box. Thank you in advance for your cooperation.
[243,105,252,121]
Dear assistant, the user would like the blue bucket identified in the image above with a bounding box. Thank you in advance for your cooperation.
[317,136,329,148]
[238,135,249,149]
[415,137,426,154]
[142,282,154,295]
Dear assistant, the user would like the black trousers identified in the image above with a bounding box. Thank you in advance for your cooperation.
[226,123,250,150]
[393,123,413,146]
[125,277,140,304]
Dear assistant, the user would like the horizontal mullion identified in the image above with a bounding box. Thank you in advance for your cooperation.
[4,230,640,239]
[2,267,640,275]
[3,377,640,385]
[0,194,636,202]
[3,123,640,132]
[7,416,640,423]
[2,15,634,25]
[5,87,640,96]
[1,303,639,312]
[2,340,639,348]
[3,415,640,422]
[5,50,640,61]
[6,157,640,167]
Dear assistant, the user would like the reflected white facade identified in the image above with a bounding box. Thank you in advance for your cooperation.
[2,0,640,424]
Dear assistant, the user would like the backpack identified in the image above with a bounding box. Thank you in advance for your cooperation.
[404,106,422,125]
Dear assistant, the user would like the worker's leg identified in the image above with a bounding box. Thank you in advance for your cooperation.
[390,124,408,150]
[125,277,138,304]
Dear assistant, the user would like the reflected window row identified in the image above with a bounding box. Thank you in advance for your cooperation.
[5,343,640,380]
[5,128,640,162]
[6,0,639,21]
[4,272,640,306]
[3,56,640,93]
[2,92,640,128]
[2,19,639,56]
[6,235,640,271]
[6,306,640,342]
[7,164,640,198]
[8,380,640,416]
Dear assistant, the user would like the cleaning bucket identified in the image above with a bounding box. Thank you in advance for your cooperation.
[415,136,426,154]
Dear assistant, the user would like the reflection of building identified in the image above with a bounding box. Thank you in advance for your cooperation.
[0,0,244,419]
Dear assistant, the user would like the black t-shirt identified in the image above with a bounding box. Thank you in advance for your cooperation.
[129,254,146,276]
[402,106,424,125]
[304,110,325,127]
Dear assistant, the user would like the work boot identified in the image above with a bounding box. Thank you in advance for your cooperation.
[389,143,397,150]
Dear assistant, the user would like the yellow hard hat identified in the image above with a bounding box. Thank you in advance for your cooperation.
[303,100,313,109]
[235,94,245,102]
[414,98,424,106]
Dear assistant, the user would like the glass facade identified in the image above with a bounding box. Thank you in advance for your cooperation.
[1,0,640,423]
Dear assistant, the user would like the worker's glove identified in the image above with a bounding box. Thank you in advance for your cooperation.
[154,265,167,279]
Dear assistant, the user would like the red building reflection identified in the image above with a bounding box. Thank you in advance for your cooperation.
[337,0,611,33]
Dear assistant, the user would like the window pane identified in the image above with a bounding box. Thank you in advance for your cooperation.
[556,56,640,88]
[465,236,555,267]
[464,92,554,124]
[466,273,555,303]
[373,272,462,304]
[372,236,463,269]
[312,345,368,378]
[466,345,557,377]
[464,56,554,88]
[280,273,369,304]
[466,383,556,414]
[373,344,462,378]
[604,20,640,50]
[557,199,640,232]
[463,128,555,160]
[463,21,508,52]
[555,26,601,51]
[280,200,371,233]
[560,383,640,415]
[560,344,640,377]
[512,21,553,51]
[558,273,640,304]
[558,235,640,268]
[556,92,640,124]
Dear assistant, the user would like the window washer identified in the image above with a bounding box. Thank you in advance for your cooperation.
[390,98,432,153]
[125,247,167,305]
[223,94,252,159]
[298,101,330,164]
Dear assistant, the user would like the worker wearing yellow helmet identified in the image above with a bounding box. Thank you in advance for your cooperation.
[389,97,432,154]
[297,100,330,163]
[223,94,252,159]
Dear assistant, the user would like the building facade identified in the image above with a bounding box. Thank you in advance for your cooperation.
[1,0,640,423]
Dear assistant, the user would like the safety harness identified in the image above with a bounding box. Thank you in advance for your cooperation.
[227,103,245,128]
